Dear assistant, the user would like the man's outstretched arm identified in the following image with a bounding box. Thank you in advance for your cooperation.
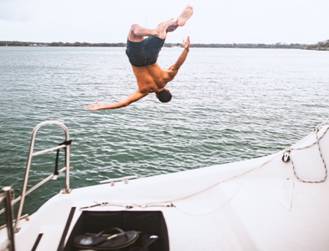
[168,36,190,76]
[86,91,147,111]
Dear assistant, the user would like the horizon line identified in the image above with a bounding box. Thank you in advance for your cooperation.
[0,40,316,45]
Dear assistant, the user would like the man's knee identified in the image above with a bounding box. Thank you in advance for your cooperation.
[129,24,140,36]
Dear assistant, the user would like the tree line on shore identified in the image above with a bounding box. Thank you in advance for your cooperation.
[305,40,329,50]
[0,40,328,50]
[0,41,126,47]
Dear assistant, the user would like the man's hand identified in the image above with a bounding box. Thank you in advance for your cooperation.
[182,36,190,49]
[168,36,190,74]
[85,103,104,111]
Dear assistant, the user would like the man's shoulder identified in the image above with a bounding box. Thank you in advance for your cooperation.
[166,67,178,79]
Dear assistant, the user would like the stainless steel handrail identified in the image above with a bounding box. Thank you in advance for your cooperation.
[15,120,71,231]
[0,167,67,216]
[1,186,16,251]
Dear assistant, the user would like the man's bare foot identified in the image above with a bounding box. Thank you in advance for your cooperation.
[177,5,193,26]
[156,18,177,38]
[166,5,193,32]
[157,6,193,37]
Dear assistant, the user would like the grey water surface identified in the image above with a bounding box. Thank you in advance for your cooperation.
[0,47,328,213]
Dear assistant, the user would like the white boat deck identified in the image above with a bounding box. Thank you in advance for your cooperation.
[1,125,329,250]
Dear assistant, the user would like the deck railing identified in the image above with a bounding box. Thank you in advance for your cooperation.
[0,121,72,235]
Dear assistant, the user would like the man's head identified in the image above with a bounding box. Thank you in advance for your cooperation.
[156,89,172,103]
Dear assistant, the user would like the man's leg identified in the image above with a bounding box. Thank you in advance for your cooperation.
[127,5,193,42]
[128,19,177,42]
[128,24,157,42]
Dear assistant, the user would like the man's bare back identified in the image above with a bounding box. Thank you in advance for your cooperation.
[133,64,171,93]
[87,6,193,111]
[133,36,190,93]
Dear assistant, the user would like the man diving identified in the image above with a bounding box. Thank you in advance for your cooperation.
[87,5,193,110]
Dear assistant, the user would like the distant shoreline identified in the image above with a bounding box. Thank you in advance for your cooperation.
[0,41,328,50]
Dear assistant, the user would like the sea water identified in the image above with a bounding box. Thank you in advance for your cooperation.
[0,47,328,213]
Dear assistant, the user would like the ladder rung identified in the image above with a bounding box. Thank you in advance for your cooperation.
[0,167,67,216]
[32,144,67,157]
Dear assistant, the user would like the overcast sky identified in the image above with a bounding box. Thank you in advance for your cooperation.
[0,0,328,44]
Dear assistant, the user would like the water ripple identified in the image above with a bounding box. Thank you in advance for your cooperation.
[0,47,329,214]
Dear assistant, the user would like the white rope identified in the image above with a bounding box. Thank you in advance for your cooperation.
[80,153,279,210]
[146,154,278,206]
[284,125,329,183]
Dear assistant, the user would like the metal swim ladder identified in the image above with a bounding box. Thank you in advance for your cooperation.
[14,120,72,230]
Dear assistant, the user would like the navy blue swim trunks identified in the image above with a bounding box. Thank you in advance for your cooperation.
[126,36,165,67]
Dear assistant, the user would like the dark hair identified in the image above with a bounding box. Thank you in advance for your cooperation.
[156,89,172,103]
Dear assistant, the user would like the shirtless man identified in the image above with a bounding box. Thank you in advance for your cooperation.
[87,5,193,110]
